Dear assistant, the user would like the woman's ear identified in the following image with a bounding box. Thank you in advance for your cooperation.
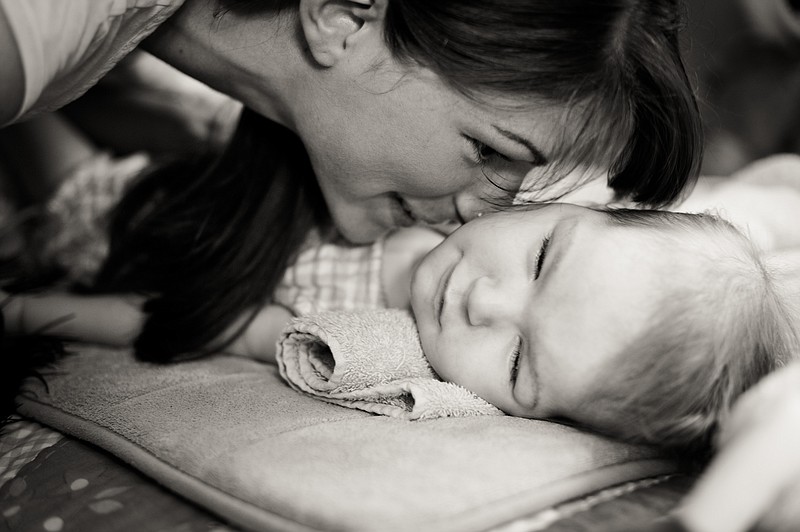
[299,0,388,68]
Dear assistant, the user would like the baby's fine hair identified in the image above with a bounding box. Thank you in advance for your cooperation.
[589,209,798,456]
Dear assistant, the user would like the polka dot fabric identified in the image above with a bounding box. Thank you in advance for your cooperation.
[0,436,235,531]
[0,419,62,488]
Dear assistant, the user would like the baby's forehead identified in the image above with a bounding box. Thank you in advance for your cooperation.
[600,210,741,255]
[603,219,757,328]
[605,225,727,289]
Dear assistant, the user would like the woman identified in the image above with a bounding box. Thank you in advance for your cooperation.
[1,0,701,225]
[0,0,702,356]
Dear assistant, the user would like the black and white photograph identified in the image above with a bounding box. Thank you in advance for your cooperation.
[1,1,799,531]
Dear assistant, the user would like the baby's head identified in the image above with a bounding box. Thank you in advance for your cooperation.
[410,203,796,453]
[582,208,798,453]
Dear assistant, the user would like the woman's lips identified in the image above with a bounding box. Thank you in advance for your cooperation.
[397,195,459,226]
[393,195,417,228]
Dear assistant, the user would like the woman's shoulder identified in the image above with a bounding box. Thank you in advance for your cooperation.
[1,0,185,124]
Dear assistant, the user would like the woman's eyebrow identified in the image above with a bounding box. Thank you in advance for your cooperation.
[492,125,548,165]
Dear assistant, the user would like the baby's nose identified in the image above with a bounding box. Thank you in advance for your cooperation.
[466,277,514,327]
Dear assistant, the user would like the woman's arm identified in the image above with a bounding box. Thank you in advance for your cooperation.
[674,361,800,532]
[669,248,800,532]
[2,290,145,347]
[2,289,294,362]
[221,304,295,364]
[62,51,240,158]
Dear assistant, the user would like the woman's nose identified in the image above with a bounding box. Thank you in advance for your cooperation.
[466,276,514,326]
[455,195,496,223]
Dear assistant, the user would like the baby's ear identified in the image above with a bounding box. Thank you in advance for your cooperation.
[299,0,388,67]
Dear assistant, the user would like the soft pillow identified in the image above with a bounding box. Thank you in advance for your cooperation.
[17,346,677,532]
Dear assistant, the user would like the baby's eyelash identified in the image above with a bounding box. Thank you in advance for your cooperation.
[534,235,551,280]
[509,337,522,385]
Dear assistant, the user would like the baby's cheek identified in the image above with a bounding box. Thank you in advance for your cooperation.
[424,340,455,382]
[422,341,442,375]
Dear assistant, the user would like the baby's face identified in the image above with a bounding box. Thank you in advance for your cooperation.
[410,204,667,425]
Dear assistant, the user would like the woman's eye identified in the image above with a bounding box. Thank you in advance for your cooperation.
[466,136,510,164]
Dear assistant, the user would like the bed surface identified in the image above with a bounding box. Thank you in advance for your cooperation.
[1,419,693,532]
[0,344,693,532]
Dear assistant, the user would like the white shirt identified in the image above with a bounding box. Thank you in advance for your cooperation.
[0,0,184,124]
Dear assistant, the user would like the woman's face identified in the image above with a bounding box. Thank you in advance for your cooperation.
[292,59,594,243]
[410,205,667,425]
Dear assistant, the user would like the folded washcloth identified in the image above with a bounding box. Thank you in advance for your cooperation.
[276,309,504,419]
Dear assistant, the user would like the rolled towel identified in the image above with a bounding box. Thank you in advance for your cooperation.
[276,309,503,419]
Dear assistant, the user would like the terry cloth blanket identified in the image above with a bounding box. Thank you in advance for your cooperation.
[16,346,679,532]
[277,309,503,419]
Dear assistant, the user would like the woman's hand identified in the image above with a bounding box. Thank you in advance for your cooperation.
[672,233,800,532]
[676,361,800,532]
[223,304,295,364]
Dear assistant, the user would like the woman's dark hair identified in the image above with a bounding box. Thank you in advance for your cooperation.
[94,111,328,360]
[98,0,703,360]
[229,0,702,204]
[379,0,703,206]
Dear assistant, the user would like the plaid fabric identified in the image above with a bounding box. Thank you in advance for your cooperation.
[34,151,152,285]
[0,418,63,488]
[40,160,388,317]
[273,230,387,316]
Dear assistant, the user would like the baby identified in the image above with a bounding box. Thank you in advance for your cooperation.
[405,204,798,452]
[4,203,797,454]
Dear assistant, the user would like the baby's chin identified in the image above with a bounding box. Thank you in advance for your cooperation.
[423,350,446,381]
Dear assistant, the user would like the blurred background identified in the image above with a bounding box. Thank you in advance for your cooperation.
[681,0,800,175]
